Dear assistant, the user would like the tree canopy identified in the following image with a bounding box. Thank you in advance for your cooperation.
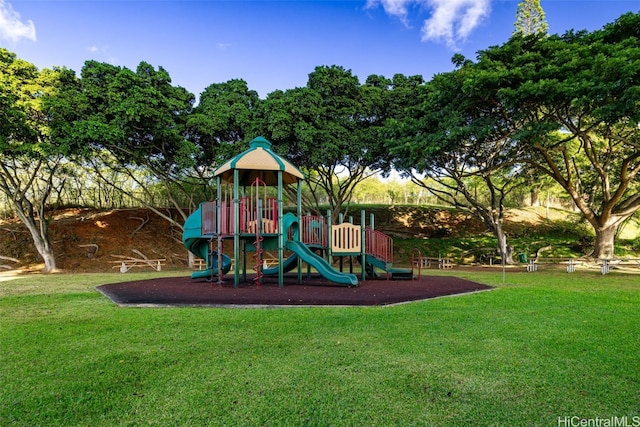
[70,60,204,223]
[188,79,261,171]
[259,65,394,220]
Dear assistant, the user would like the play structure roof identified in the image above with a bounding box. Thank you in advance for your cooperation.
[214,136,305,186]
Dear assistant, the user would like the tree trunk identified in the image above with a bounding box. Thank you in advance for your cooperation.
[16,212,58,272]
[38,247,58,272]
[495,221,514,264]
[592,223,618,260]
[12,202,58,272]
[530,188,539,207]
[187,250,196,269]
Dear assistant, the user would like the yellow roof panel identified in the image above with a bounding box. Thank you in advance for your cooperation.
[214,137,304,186]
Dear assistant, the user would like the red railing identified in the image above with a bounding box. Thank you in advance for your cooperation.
[200,197,279,237]
[411,248,422,280]
[300,215,326,247]
[201,201,216,235]
[365,227,393,263]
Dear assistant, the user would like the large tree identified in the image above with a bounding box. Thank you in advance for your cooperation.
[0,49,83,271]
[259,65,396,220]
[389,64,525,264]
[73,61,201,228]
[454,12,640,259]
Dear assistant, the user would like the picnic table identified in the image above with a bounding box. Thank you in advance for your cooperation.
[110,255,166,273]
[416,256,454,269]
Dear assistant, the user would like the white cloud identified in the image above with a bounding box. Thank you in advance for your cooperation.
[216,42,232,50]
[87,45,99,53]
[365,0,413,26]
[366,0,491,49]
[0,0,36,42]
[422,0,490,49]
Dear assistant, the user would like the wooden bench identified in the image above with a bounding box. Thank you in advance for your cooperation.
[192,258,206,270]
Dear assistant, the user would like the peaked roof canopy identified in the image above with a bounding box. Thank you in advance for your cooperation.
[213,136,305,186]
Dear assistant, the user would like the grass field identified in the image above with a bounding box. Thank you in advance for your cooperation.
[1,269,638,426]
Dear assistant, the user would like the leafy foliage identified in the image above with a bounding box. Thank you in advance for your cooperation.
[0,49,88,271]
[259,65,395,219]
[4,11,640,269]
[188,79,261,170]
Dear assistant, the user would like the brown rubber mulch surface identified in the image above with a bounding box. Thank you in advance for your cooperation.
[97,273,492,307]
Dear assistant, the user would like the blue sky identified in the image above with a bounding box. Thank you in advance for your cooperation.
[2,0,639,100]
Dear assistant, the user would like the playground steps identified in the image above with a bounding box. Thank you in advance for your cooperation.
[364,254,416,280]
[387,268,414,279]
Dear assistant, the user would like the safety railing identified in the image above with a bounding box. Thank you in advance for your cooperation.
[365,227,393,263]
[300,215,326,247]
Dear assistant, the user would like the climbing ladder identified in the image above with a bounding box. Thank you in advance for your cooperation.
[250,178,268,286]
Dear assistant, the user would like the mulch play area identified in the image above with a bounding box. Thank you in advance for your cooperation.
[97,274,492,307]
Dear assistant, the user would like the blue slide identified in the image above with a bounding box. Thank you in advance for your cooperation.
[182,205,232,280]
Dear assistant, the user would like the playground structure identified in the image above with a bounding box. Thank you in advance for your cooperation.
[182,136,418,287]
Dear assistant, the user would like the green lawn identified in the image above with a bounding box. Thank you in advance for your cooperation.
[1,269,638,426]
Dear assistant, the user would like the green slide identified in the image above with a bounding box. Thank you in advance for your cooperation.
[262,250,299,276]
[286,240,358,286]
[364,254,414,280]
[262,212,358,286]
[182,205,232,280]
[252,212,300,276]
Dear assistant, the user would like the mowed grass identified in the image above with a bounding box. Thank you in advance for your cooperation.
[1,269,638,426]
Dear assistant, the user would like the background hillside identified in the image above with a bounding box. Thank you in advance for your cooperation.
[0,205,638,273]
